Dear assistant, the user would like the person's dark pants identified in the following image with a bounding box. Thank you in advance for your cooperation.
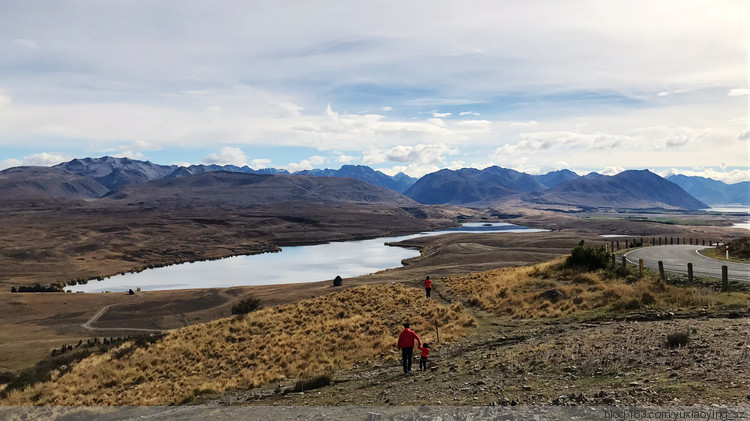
[420,356,428,371]
[401,347,413,373]
[425,287,431,298]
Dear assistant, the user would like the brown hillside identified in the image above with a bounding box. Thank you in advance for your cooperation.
[104,172,416,206]
[2,284,474,405]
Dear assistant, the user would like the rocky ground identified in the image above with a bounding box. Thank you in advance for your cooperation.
[207,310,750,407]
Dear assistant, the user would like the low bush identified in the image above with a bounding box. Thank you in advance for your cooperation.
[231,296,263,315]
[564,241,610,271]
[666,332,689,348]
[292,373,333,392]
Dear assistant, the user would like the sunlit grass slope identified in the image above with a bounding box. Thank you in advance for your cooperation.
[444,258,749,318]
[4,284,475,405]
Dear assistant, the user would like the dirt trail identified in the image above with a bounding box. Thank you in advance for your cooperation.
[80,294,166,333]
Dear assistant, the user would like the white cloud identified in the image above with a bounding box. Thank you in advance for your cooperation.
[380,106,392,112]
[738,129,750,141]
[14,38,39,49]
[0,159,22,171]
[728,88,750,96]
[171,161,192,167]
[336,154,357,164]
[284,160,315,172]
[510,120,538,127]
[112,150,146,160]
[249,158,272,169]
[201,146,247,166]
[600,166,625,176]
[431,112,451,118]
[657,92,670,97]
[308,155,326,165]
[0,92,12,108]
[23,152,70,166]
[363,143,456,165]
[459,111,480,116]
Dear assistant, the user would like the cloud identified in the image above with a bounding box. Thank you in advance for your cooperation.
[363,143,456,165]
[14,38,39,49]
[249,158,272,169]
[657,92,670,97]
[336,154,357,163]
[0,159,22,171]
[0,152,70,170]
[112,150,146,160]
[284,160,314,172]
[201,146,247,166]
[510,120,538,127]
[308,155,326,165]
[459,111,480,116]
[380,106,392,112]
[431,112,451,118]
[738,129,750,141]
[600,166,625,176]
[0,92,12,107]
[728,88,750,96]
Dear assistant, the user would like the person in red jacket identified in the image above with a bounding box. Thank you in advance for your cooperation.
[424,276,432,298]
[418,343,430,371]
[397,322,421,374]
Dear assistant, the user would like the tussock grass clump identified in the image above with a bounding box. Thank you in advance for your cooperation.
[3,284,474,406]
[666,332,689,348]
[444,258,748,319]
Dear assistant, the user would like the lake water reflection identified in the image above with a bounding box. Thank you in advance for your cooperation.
[68,223,546,292]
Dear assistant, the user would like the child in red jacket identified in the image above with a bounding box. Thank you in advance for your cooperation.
[418,343,430,371]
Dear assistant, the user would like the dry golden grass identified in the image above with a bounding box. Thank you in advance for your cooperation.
[2,283,474,406]
[444,258,749,318]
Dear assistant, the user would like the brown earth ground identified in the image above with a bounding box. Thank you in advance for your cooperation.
[0,204,747,375]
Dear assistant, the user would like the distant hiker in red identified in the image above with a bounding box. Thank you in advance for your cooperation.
[418,343,430,371]
[398,322,421,374]
[424,276,432,298]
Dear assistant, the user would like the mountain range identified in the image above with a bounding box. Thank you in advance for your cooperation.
[1,156,742,209]
[666,175,749,206]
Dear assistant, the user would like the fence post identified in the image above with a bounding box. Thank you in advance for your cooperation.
[689,238,693,245]
[677,238,680,245]
[659,237,662,246]
[721,266,729,292]
[658,261,665,281]
[702,239,705,246]
[616,241,620,250]
[639,258,644,277]
[670,237,673,245]
[621,256,627,270]
[611,254,616,268]
[687,263,693,283]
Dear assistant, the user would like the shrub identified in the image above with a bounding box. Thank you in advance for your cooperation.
[564,241,610,271]
[641,292,656,306]
[231,296,263,316]
[292,373,333,392]
[666,332,689,348]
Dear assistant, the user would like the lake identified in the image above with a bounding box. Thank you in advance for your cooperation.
[68,223,546,293]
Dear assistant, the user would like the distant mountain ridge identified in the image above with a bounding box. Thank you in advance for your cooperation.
[666,175,749,205]
[530,170,708,210]
[0,156,717,210]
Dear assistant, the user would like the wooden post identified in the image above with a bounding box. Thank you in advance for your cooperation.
[702,239,705,246]
[621,256,627,270]
[640,237,644,247]
[616,241,620,250]
[611,254,616,268]
[639,258,644,277]
[687,263,693,283]
[658,261,665,281]
[721,266,729,292]
[435,320,440,343]
[652,237,655,246]
[670,237,673,245]
[647,237,650,246]
[677,238,680,245]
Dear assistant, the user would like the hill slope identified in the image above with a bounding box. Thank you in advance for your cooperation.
[404,166,544,205]
[0,167,110,201]
[106,172,417,206]
[667,175,750,205]
[531,170,708,210]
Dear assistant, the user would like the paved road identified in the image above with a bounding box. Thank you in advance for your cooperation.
[624,245,749,282]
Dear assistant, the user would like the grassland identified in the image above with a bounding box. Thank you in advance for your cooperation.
[2,284,475,405]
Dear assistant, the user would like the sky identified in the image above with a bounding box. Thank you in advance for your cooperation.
[0,0,748,183]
